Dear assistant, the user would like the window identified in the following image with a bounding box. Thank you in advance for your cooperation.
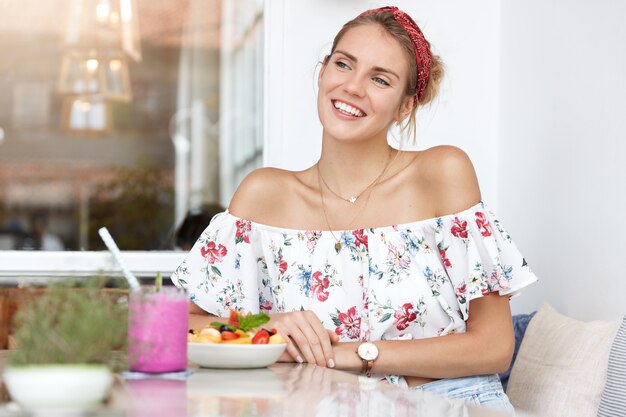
[0,0,264,266]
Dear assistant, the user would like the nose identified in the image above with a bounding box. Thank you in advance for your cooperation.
[343,72,366,97]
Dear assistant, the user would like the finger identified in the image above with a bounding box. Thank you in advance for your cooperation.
[274,322,304,363]
[327,329,340,344]
[304,311,335,367]
[287,325,318,365]
[294,315,327,366]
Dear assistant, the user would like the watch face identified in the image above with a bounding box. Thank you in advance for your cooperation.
[358,342,379,361]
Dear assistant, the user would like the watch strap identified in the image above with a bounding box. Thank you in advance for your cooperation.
[361,358,374,376]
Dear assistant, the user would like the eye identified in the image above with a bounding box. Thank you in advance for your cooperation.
[372,77,390,87]
[334,60,350,70]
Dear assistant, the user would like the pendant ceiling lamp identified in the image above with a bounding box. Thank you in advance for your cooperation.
[57,0,141,103]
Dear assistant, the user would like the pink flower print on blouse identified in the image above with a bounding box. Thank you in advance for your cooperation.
[451,218,468,239]
[475,212,492,237]
[235,219,252,244]
[388,243,410,270]
[492,265,513,290]
[200,241,227,264]
[260,300,273,312]
[304,230,322,253]
[439,248,452,268]
[455,283,468,304]
[352,229,368,249]
[278,259,288,276]
[332,306,361,340]
[393,303,417,331]
[310,271,330,302]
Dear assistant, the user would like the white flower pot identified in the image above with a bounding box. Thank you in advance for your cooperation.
[3,365,113,412]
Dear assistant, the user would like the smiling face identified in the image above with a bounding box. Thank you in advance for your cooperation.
[317,24,414,144]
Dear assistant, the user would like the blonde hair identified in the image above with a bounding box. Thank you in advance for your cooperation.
[329,10,444,142]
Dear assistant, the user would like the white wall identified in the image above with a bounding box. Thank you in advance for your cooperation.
[499,1,626,320]
[265,0,502,209]
[266,1,626,320]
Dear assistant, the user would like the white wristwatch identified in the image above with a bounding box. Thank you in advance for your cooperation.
[357,342,379,376]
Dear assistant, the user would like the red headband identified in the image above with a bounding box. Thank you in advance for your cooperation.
[358,6,432,105]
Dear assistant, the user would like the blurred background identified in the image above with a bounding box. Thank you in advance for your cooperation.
[0,0,263,251]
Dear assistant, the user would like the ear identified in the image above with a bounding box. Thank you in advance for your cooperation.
[318,55,330,84]
[395,95,415,123]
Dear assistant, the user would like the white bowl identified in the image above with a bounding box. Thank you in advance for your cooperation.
[188,342,287,369]
[3,365,113,411]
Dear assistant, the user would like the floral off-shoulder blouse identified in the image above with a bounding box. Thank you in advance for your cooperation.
[172,201,537,345]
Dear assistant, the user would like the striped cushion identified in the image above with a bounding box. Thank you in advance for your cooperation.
[598,317,626,417]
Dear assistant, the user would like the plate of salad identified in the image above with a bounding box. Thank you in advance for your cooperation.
[188,310,287,369]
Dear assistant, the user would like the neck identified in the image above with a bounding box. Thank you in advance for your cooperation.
[317,131,395,197]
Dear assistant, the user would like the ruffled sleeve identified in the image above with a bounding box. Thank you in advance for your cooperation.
[435,202,537,321]
[170,211,271,317]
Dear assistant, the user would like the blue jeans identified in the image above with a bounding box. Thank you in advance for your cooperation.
[413,374,514,413]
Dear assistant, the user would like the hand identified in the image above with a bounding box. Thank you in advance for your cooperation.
[269,311,339,367]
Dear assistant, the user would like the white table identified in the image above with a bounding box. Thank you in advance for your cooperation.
[1,356,538,417]
[114,364,522,417]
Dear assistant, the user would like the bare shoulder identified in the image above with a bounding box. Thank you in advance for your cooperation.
[228,167,293,221]
[416,145,475,174]
[413,145,481,215]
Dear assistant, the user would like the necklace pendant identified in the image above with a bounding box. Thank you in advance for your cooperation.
[348,196,357,204]
[335,241,341,251]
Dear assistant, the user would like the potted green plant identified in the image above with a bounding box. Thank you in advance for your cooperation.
[3,279,128,411]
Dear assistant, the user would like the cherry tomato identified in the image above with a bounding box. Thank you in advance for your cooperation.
[221,331,240,341]
[252,330,270,344]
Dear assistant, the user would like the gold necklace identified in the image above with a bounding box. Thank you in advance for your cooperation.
[318,166,356,251]
[318,149,392,204]
[317,150,400,251]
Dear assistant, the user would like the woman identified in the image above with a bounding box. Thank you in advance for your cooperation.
[172,6,537,411]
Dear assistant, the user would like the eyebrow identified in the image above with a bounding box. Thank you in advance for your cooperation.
[333,50,400,80]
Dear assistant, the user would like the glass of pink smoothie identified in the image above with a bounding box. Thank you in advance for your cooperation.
[128,286,188,373]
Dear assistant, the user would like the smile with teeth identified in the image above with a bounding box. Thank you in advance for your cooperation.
[333,100,366,117]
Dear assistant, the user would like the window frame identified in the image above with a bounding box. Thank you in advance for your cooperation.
[0,251,186,284]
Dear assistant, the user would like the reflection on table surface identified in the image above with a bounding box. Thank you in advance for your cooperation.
[0,363,518,417]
